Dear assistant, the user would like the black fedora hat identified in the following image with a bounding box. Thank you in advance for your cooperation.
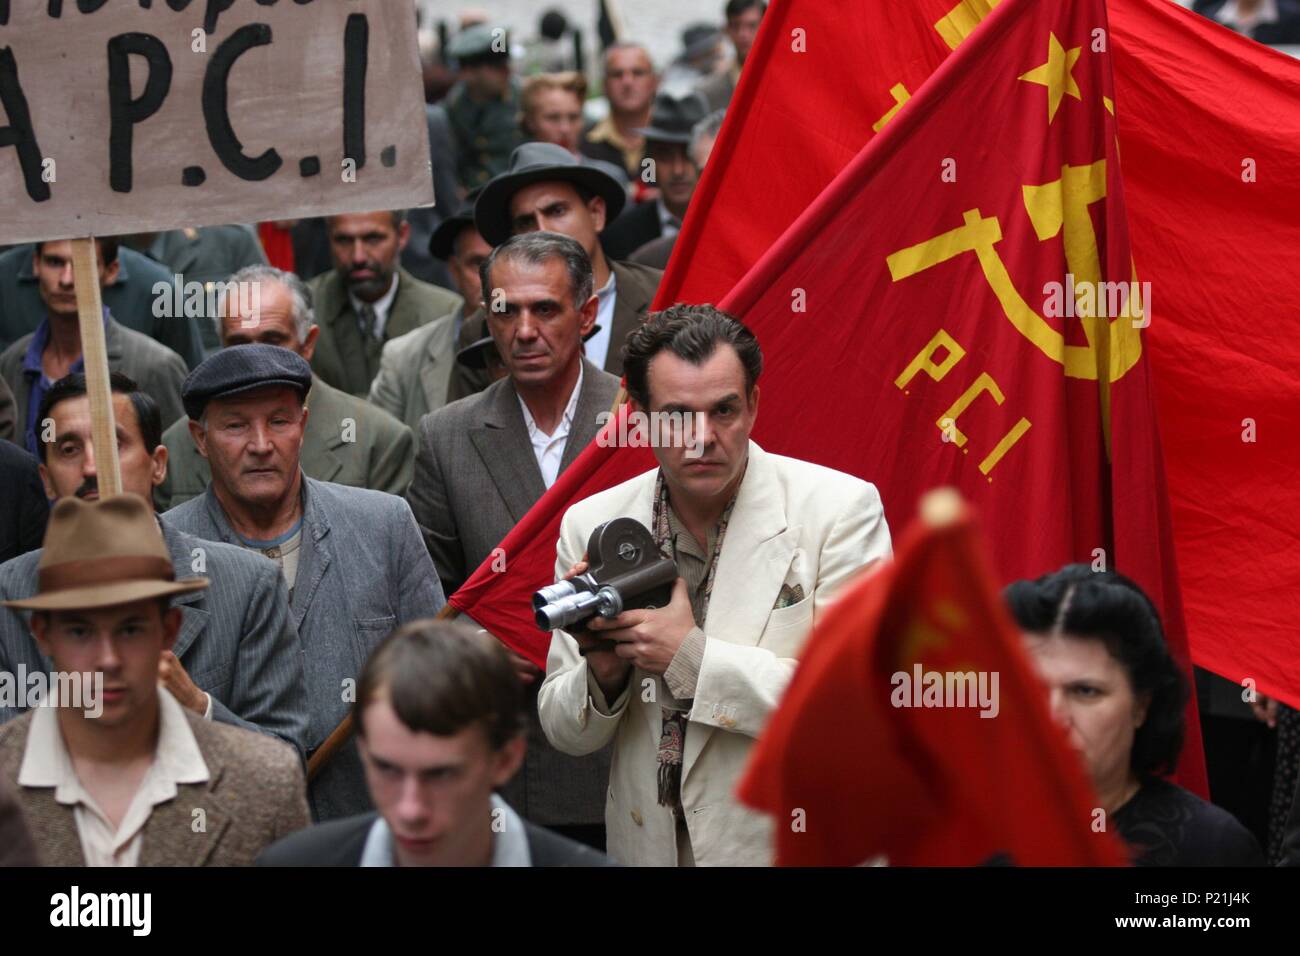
[635,91,710,145]
[474,142,627,246]
[429,186,485,261]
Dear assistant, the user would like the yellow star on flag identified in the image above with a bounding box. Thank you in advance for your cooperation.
[1018,32,1082,124]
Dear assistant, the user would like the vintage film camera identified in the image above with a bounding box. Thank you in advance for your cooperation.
[533,518,677,634]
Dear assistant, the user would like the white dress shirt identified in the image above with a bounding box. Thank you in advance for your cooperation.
[349,271,400,341]
[360,794,532,866]
[517,362,583,489]
[584,272,618,371]
[17,687,210,867]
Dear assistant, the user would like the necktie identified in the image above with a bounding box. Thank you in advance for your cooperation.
[357,303,378,341]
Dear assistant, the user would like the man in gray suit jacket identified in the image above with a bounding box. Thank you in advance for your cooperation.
[407,233,619,848]
[165,345,445,820]
[0,373,309,755]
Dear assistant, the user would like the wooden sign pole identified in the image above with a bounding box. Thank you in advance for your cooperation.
[68,237,122,498]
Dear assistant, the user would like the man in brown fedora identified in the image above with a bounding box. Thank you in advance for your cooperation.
[0,494,310,866]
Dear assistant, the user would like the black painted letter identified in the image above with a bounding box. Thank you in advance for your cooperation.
[0,47,50,202]
[342,14,368,169]
[203,24,282,181]
[107,33,173,193]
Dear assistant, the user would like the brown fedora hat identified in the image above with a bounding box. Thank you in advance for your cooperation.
[3,495,208,612]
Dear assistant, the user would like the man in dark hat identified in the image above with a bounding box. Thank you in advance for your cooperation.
[164,345,445,821]
[630,108,726,271]
[447,142,663,402]
[601,92,710,262]
[444,23,525,192]
[0,494,310,866]
[369,190,492,432]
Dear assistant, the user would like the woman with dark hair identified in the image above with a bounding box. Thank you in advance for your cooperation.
[1005,565,1263,866]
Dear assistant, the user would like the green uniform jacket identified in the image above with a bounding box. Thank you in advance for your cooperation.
[308,267,462,398]
[156,374,415,510]
[445,78,524,191]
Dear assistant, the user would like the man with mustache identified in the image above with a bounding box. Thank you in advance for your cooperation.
[0,372,309,754]
[307,211,462,397]
[406,232,620,850]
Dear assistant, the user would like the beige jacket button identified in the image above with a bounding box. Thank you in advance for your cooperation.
[630,810,644,826]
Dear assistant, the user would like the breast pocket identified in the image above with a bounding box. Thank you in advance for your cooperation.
[351,615,398,667]
[757,595,815,660]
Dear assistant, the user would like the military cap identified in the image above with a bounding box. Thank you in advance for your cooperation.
[447,24,510,64]
[182,343,313,421]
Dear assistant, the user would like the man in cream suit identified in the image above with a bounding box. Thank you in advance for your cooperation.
[538,305,892,866]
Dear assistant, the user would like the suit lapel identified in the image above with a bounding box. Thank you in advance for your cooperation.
[290,479,332,630]
[468,381,548,524]
[419,309,459,415]
[20,788,86,866]
[683,445,796,782]
[604,263,651,374]
[138,768,231,866]
[323,281,372,395]
[160,522,209,660]
[386,269,426,341]
[303,378,345,483]
[558,360,615,474]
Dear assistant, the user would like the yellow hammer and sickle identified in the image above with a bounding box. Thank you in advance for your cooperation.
[885,160,1144,385]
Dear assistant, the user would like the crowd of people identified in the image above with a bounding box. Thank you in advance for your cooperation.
[0,0,1295,868]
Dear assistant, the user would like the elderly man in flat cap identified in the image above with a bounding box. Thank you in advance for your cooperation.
[0,495,310,866]
[163,345,445,821]
[446,141,664,403]
[0,371,309,755]
[157,265,415,509]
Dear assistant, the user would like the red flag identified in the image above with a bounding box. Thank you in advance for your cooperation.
[1109,0,1300,709]
[737,491,1129,866]
[458,0,1183,675]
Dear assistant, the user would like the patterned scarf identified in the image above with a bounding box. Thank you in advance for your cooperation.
[650,471,737,809]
